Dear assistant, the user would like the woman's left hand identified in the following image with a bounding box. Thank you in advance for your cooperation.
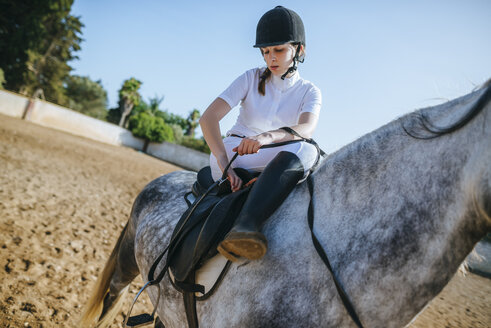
[233,133,272,155]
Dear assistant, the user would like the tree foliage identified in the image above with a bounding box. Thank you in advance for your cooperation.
[0,0,83,104]
[158,110,188,131]
[64,75,108,119]
[0,68,5,89]
[185,109,201,137]
[106,106,122,125]
[129,111,174,152]
[147,96,164,115]
[169,124,184,143]
[180,136,210,154]
[131,95,189,131]
[118,77,142,127]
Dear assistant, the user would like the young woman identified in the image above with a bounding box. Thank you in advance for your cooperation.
[199,6,322,261]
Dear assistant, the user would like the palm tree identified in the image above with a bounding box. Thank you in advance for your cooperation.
[118,77,142,127]
[186,109,201,137]
[148,95,164,116]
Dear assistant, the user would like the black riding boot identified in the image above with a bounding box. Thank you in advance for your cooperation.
[218,151,304,261]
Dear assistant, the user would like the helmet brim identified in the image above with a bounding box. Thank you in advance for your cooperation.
[253,40,299,48]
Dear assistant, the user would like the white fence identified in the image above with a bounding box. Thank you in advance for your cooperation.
[0,89,209,171]
[0,89,29,118]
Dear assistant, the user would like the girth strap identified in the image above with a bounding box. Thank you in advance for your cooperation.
[307,176,364,328]
[174,281,205,294]
[183,272,199,328]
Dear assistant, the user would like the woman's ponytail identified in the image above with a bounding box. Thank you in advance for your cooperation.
[258,68,271,96]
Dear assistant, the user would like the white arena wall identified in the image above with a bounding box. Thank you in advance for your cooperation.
[0,90,209,171]
[0,89,29,118]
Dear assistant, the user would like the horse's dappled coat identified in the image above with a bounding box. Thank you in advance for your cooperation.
[81,83,490,328]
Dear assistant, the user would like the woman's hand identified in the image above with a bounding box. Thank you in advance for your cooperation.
[217,155,243,192]
[227,169,243,192]
[233,133,273,155]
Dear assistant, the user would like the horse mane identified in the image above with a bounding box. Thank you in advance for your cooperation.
[402,78,491,139]
[314,79,491,175]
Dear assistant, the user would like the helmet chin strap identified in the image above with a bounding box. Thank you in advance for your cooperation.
[281,44,302,80]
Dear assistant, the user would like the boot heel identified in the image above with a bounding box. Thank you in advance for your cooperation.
[217,244,240,262]
[219,232,268,260]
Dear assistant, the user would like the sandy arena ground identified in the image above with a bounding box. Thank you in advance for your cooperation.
[0,114,489,327]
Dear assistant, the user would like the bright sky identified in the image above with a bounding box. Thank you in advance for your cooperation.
[71,0,491,153]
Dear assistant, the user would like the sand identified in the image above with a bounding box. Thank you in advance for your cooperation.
[0,114,489,327]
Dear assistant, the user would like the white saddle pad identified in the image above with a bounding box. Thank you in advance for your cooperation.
[169,254,229,296]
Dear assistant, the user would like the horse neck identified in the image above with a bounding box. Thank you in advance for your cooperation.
[311,87,490,325]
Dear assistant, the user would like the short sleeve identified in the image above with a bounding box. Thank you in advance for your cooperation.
[218,71,250,108]
[301,85,322,116]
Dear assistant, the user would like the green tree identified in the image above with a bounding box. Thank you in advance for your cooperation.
[129,111,174,152]
[148,96,164,115]
[0,1,52,92]
[118,77,142,127]
[106,106,122,125]
[179,136,211,154]
[157,110,188,131]
[170,124,184,143]
[0,0,83,104]
[0,68,5,89]
[143,95,189,132]
[185,109,201,137]
[64,75,108,119]
[106,95,146,125]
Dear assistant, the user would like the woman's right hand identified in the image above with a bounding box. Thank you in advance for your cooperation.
[218,155,242,192]
[227,169,243,192]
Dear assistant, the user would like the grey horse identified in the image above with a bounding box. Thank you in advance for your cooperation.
[81,80,490,328]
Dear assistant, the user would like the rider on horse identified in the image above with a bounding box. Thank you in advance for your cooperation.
[200,6,322,261]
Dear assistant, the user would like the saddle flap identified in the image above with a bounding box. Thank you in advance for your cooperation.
[168,167,259,283]
[194,188,251,263]
[168,187,251,282]
[168,194,220,258]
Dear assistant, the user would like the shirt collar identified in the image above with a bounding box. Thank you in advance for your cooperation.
[271,69,300,92]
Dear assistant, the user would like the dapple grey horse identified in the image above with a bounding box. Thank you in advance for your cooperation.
[81,80,490,328]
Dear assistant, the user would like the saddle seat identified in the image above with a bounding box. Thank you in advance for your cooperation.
[191,166,215,197]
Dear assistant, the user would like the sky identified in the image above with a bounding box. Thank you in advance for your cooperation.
[70,0,491,153]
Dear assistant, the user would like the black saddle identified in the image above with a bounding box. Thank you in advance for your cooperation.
[159,166,259,328]
[127,132,332,328]
[168,166,259,292]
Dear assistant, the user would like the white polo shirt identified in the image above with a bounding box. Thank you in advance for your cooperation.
[218,67,322,137]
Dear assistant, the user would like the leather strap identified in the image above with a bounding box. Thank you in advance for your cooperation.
[175,281,205,294]
[279,126,326,172]
[183,272,199,328]
[307,176,364,328]
[196,260,232,301]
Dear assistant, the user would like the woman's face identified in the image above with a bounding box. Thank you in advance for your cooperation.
[261,43,298,76]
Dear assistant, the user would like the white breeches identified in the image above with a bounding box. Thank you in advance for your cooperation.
[209,136,318,181]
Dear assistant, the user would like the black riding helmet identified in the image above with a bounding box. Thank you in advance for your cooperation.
[254,6,305,79]
[254,6,305,48]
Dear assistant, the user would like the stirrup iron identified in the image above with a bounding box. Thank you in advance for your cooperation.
[124,281,161,327]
